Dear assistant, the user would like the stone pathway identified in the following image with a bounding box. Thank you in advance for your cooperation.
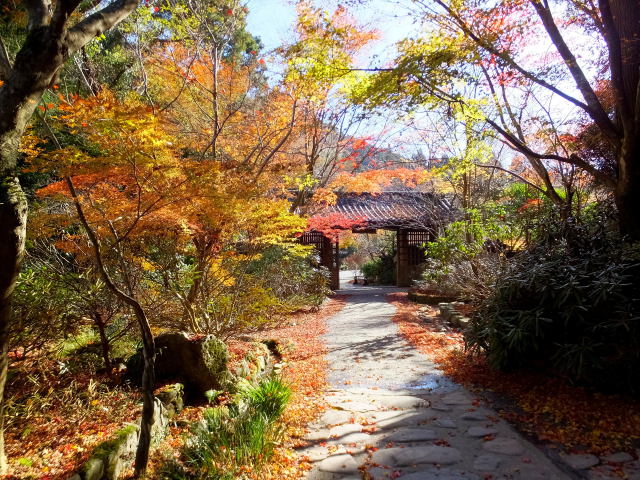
[297,279,574,480]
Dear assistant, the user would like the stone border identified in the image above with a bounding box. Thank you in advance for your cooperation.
[67,383,184,480]
[408,291,456,304]
[438,302,470,329]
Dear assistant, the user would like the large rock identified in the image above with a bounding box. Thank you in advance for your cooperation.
[127,333,232,399]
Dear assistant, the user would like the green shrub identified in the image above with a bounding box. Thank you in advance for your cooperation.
[162,375,291,479]
[10,266,82,358]
[361,256,395,284]
[247,245,329,308]
[236,375,291,422]
[466,230,640,393]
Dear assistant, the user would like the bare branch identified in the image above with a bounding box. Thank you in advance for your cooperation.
[530,0,620,143]
[473,163,547,195]
[65,0,139,54]
[485,116,616,189]
[430,0,615,130]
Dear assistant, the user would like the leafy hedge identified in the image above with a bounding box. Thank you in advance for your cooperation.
[466,234,640,393]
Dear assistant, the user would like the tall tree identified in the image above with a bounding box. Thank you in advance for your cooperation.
[354,0,640,238]
[0,0,140,473]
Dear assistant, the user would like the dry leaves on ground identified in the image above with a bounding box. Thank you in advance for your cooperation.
[387,292,640,456]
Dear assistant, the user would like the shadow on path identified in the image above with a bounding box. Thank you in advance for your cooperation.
[298,273,573,480]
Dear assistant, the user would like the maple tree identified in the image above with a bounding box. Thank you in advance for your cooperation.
[27,83,312,472]
[353,0,640,238]
[283,1,383,212]
[32,91,194,475]
[0,0,142,472]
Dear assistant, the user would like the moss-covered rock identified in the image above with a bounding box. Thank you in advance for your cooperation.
[81,457,104,480]
[156,383,184,417]
[81,424,138,480]
[126,333,233,400]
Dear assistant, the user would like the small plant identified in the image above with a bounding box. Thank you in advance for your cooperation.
[237,375,292,422]
[163,375,291,479]
[204,389,223,404]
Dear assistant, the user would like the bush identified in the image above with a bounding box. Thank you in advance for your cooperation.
[247,246,329,309]
[361,256,395,284]
[156,244,329,338]
[466,230,640,393]
[10,266,82,359]
[419,253,505,302]
[162,375,291,479]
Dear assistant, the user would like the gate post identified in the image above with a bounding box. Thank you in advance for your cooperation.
[396,229,410,287]
[321,236,340,290]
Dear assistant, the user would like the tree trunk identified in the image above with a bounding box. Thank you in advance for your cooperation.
[605,0,640,240]
[132,304,155,478]
[93,311,112,373]
[65,176,156,475]
[0,177,28,474]
[616,138,640,240]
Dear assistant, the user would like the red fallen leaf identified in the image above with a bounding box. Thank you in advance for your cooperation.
[319,441,327,447]
[434,439,451,447]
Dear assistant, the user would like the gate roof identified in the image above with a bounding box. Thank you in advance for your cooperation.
[315,191,455,231]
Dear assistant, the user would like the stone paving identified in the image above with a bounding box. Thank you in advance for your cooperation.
[297,277,575,480]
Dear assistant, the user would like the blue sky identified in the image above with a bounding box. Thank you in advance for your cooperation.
[246,0,297,52]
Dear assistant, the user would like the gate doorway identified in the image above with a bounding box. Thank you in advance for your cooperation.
[301,191,454,289]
